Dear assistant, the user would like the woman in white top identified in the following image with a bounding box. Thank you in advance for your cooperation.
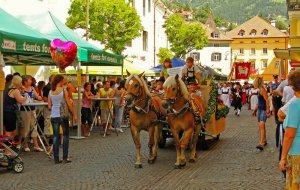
[48,75,77,164]
[220,83,231,108]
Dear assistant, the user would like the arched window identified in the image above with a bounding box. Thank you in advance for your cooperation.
[262,29,268,36]
[238,30,245,36]
[250,29,257,36]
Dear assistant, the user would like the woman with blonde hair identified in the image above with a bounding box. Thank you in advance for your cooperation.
[20,75,43,152]
[279,70,300,189]
[3,75,27,137]
[253,77,271,151]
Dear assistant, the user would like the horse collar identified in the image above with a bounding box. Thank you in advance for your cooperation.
[132,95,151,114]
[168,102,190,117]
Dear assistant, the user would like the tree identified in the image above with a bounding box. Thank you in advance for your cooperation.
[157,48,173,65]
[276,16,288,30]
[66,0,143,55]
[164,14,208,58]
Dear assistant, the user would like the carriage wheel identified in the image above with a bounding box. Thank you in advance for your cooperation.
[198,133,209,150]
[13,162,24,173]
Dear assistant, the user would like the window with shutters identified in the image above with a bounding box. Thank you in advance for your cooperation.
[211,53,221,61]
[262,48,268,55]
[239,48,244,55]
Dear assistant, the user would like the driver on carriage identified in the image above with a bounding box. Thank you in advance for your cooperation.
[188,78,202,97]
[181,57,201,89]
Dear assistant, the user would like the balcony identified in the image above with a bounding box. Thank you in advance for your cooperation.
[287,0,300,11]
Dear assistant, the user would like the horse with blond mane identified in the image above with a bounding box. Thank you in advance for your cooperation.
[162,74,205,169]
[125,71,166,168]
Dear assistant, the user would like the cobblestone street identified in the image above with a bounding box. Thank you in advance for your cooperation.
[0,107,285,190]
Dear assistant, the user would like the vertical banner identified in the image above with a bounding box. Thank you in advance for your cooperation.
[235,62,251,80]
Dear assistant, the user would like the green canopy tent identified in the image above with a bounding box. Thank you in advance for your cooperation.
[0,8,52,65]
[18,11,123,67]
[0,8,53,135]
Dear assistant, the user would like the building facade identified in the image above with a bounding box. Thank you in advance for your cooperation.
[275,0,300,72]
[227,16,289,81]
[123,0,170,69]
[186,16,232,75]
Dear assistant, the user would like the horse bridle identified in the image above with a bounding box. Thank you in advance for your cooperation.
[126,81,151,114]
[163,80,183,107]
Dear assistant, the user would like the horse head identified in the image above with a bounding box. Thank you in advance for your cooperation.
[125,70,148,107]
[162,74,189,109]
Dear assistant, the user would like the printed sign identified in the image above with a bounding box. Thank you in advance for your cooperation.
[2,39,16,50]
[167,66,184,77]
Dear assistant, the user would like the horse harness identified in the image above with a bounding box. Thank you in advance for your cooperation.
[164,80,204,127]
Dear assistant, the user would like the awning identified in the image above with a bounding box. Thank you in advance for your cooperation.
[50,60,155,76]
[150,58,186,72]
[17,11,123,66]
[274,48,300,61]
[0,8,52,65]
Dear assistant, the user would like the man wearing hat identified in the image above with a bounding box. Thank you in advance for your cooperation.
[188,78,202,97]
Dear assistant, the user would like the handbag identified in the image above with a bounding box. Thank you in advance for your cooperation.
[60,89,71,119]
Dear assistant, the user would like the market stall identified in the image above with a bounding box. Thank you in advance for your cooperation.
[0,9,124,138]
[0,8,52,135]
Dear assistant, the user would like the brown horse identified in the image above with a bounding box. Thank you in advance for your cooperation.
[162,74,205,169]
[125,71,166,168]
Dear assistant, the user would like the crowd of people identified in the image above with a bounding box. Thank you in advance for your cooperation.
[2,56,300,188]
[217,71,300,189]
[2,72,128,164]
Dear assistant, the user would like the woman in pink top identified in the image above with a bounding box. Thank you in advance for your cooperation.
[81,82,94,137]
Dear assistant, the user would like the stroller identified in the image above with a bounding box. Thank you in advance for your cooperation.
[0,135,24,173]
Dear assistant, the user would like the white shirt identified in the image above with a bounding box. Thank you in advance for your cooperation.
[280,96,297,115]
[276,79,288,92]
[182,65,200,76]
[282,86,294,104]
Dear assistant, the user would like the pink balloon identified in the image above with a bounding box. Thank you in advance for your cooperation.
[50,39,77,72]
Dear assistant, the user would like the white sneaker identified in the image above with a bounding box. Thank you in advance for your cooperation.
[24,147,30,152]
[118,129,124,133]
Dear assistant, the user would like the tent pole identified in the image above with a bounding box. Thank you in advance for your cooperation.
[0,61,5,135]
[70,61,84,140]
[0,91,3,135]
[121,61,124,78]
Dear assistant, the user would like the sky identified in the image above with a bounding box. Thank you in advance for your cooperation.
[0,0,70,22]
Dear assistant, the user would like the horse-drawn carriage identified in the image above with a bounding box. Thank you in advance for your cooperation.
[125,71,229,169]
[158,80,229,150]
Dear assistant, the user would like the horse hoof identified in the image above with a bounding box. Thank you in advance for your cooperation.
[148,159,155,164]
[135,164,142,168]
[180,162,186,167]
[174,164,181,169]
[189,159,196,163]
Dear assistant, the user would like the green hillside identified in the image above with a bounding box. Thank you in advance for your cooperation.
[164,0,287,24]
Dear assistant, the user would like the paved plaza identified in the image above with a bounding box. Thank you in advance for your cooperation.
[0,107,285,190]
